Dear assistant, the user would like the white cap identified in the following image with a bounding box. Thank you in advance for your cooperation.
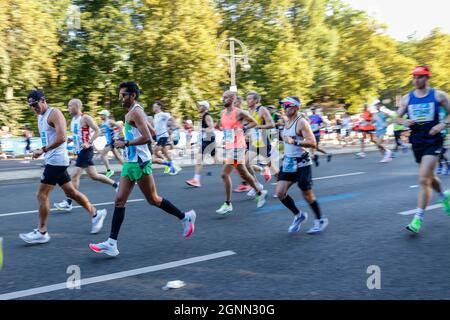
[197,101,210,109]
[98,110,110,117]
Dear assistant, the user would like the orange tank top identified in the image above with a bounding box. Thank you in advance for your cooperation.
[221,107,246,149]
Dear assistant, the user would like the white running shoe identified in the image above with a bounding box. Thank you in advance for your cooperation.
[182,210,196,238]
[91,209,108,234]
[19,229,50,244]
[216,203,233,215]
[247,183,263,198]
[356,152,366,159]
[89,240,119,257]
[380,151,393,163]
[256,190,268,208]
[54,200,72,212]
[288,212,308,233]
[307,218,329,235]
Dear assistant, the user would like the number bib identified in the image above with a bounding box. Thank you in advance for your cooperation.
[283,157,298,173]
[310,123,319,132]
[408,103,435,123]
[40,132,47,146]
[224,129,235,144]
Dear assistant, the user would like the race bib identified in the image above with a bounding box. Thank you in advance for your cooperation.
[408,103,435,123]
[310,124,319,132]
[40,132,47,146]
[223,129,235,144]
[283,157,298,173]
[360,120,368,127]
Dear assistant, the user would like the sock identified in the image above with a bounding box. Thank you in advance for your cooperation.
[66,199,73,205]
[281,195,300,216]
[159,198,185,220]
[108,238,117,246]
[110,207,126,240]
[225,201,231,206]
[194,174,201,181]
[257,191,262,196]
[112,182,118,189]
[309,200,322,220]
[92,209,97,219]
[39,230,47,235]
[415,208,425,220]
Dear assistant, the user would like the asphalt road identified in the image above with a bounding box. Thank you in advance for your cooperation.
[1,151,450,300]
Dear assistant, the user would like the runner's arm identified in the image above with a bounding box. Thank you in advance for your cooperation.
[238,110,257,131]
[84,115,101,143]
[205,114,215,134]
[257,107,275,129]
[129,108,151,146]
[46,109,67,151]
[396,95,411,125]
[297,118,317,148]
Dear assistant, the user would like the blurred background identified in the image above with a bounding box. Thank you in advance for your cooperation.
[0,0,449,136]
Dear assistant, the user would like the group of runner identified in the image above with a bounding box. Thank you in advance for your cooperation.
[17,65,450,257]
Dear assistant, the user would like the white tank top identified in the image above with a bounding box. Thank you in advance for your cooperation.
[124,104,152,163]
[38,108,70,166]
[283,116,310,158]
[154,112,171,138]
[70,114,91,154]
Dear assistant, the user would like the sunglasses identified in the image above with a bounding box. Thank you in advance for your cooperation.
[118,92,131,99]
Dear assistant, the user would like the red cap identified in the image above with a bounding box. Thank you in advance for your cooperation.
[412,66,431,76]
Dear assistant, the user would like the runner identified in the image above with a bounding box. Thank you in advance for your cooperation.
[396,66,450,234]
[373,101,393,163]
[276,97,328,234]
[216,90,268,215]
[437,104,450,175]
[393,115,408,155]
[98,109,124,178]
[54,99,119,212]
[152,100,181,175]
[20,90,107,244]
[186,101,218,187]
[356,104,376,158]
[89,82,196,257]
[309,107,332,167]
[23,124,32,155]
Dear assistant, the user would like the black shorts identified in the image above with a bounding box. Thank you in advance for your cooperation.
[412,143,444,164]
[314,134,321,145]
[75,147,95,168]
[201,139,216,157]
[278,164,313,191]
[41,165,71,186]
[157,137,171,147]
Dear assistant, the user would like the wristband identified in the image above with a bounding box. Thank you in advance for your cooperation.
[42,146,48,153]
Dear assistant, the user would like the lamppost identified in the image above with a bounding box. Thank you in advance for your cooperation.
[218,38,251,92]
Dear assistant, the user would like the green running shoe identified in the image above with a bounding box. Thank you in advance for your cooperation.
[164,165,170,174]
[442,190,450,215]
[406,217,422,234]
[105,170,114,178]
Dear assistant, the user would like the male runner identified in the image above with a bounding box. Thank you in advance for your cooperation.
[216,90,268,215]
[20,91,107,244]
[98,109,124,177]
[89,82,195,257]
[54,99,119,212]
[396,66,450,234]
[309,107,332,166]
[373,101,393,163]
[356,104,376,158]
[186,101,217,187]
[276,97,329,234]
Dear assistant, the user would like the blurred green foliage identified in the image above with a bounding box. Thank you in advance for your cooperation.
[0,0,448,134]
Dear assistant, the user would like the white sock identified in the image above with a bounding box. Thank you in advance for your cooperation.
[108,238,117,246]
[194,174,201,181]
[415,208,425,220]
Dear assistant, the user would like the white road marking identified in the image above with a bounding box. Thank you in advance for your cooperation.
[410,185,419,189]
[397,204,442,216]
[271,172,366,185]
[0,250,236,300]
[0,199,145,218]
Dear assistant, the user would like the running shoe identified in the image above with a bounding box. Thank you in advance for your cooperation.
[105,170,114,178]
[164,165,170,174]
[356,152,366,159]
[313,155,320,167]
[54,200,72,212]
[216,203,233,215]
[307,218,329,234]
[442,190,450,215]
[288,212,308,233]
[256,190,268,208]
[19,229,50,244]
[406,217,422,234]
[182,210,196,238]
[185,178,201,188]
[91,209,108,234]
[169,164,182,175]
[327,154,332,162]
[89,240,119,257]
[234,184,252,193]
[262,167,272,182]
[247,183,264,198]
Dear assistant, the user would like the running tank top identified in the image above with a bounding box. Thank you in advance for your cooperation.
[38,108,70,166]
[101,121,114,144]
[71,114,91,154]
[201,112,215,141]
[283,116,312,168]
[407,88,442,144]
[221,107,246,150]
[251,106,266,148]
[374,112,388,131]
[124,104,152,163]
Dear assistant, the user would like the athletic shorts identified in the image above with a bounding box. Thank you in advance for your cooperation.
[75,147,94,168]
[375,129,387,138]
[412,142,444,164]
[314,134,321,145]
[121,161,153,182]
[156,137,171,147]
[201,139,216,157]
[41,165,71,186]
[278,164,313,191]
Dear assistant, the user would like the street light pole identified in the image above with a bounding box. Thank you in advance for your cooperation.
[218,38,251,93]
